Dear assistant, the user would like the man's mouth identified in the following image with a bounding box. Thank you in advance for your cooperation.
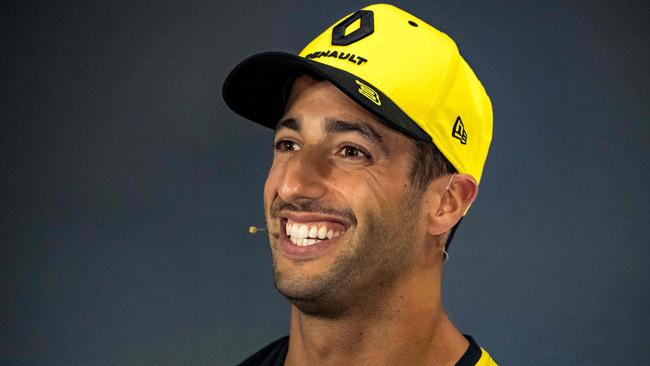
[272,208,353,259]
[285,219,345,246]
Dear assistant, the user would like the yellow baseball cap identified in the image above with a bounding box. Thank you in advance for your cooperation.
[223,3,492,184]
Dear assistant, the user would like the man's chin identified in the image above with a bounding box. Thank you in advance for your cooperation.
[272,269,350,318]
[272,269,325,302]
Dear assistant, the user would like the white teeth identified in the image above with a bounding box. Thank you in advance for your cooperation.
[291,224,299,238]
[317,226,327,239]
[298,224,308,239]
[308,226,318,238]
[285,219,347,243]
[289,236,319,246]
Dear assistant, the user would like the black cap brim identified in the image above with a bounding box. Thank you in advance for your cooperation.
[222,52,429,140]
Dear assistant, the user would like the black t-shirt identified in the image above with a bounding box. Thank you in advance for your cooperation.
[238,335,483,366]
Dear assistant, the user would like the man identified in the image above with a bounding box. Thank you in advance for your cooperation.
[223,4,496,365]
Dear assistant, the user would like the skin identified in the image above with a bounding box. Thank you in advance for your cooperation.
[263,74,478,366]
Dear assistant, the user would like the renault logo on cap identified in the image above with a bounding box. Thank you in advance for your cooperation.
[332,10,374,46]
[355,80,381,106]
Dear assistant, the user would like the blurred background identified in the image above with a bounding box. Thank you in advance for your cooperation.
[2,0,648,365]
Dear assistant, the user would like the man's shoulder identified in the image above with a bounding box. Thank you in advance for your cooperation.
[237,336,289,366]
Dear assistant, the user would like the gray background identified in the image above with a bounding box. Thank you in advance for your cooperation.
[2,0,648,365]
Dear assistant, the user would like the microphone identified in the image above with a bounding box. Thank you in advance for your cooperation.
[248,225,267,235]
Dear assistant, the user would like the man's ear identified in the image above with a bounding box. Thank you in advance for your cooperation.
[426,173,478,236]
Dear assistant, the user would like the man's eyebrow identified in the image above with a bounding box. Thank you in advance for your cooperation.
[325,119,388,155]
[276,118,300,132]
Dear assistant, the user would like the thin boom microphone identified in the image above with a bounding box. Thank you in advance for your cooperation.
[248,226,267,234]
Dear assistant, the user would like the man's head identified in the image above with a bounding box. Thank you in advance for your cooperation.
[223,4,492,316]
[263,74,477,317]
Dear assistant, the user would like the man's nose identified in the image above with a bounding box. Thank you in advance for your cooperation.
[277,149,328,203]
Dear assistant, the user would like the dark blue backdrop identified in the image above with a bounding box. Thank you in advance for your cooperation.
[2,1,648,365]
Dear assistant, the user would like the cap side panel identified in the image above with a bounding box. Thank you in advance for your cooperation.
[424,58,493,183]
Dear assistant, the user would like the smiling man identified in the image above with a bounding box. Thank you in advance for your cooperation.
[223,4,496,366]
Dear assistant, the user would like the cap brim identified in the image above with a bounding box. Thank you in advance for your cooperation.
[222,52,429,140]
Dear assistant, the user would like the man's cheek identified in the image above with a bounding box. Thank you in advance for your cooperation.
[263,173,278,208]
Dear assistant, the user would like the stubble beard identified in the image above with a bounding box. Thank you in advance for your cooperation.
[270,196,421,319]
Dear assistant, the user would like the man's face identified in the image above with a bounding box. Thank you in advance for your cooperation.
[263,74,428,317]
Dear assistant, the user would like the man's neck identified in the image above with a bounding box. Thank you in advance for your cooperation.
[284,272,469,366]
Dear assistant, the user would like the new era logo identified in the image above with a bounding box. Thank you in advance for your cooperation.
[452,116,468,144]
[355,80,381,106]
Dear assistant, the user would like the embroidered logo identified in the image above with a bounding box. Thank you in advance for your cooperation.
[331,10,374,46]
[355,80,381,106]
[452,116,468,144]
[304,50,368,65]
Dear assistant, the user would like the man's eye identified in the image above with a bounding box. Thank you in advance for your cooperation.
[338,145,372,161]
[275,140,299,152]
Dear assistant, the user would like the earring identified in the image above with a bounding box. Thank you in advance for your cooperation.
[441,246,449,263]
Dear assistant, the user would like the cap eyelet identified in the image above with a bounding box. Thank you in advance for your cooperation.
[408,20,418,27]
